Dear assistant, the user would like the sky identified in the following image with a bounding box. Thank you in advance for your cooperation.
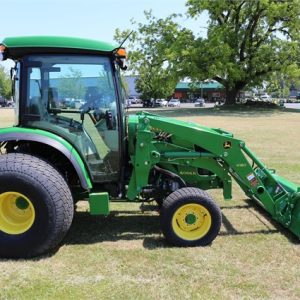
[0,0,208,70]
[0,0,200,41]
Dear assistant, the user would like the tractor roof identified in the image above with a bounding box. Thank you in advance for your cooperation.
[1,36,117,59]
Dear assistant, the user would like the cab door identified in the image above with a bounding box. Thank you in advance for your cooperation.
[23,54,121,182]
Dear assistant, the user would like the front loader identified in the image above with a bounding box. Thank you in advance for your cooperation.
[0,36,299,258]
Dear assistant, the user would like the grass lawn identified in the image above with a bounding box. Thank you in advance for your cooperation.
[0,107,300,299]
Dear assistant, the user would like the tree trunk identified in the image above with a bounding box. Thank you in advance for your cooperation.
[213,78,246,106]
[224,87,239,105]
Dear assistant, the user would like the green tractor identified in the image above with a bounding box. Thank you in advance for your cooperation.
[0,36,299,258]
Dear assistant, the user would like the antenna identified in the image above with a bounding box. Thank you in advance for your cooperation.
[115,30,133,53]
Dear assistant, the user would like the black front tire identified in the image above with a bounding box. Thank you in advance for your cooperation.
[160,187,222,247]
[0,153,74,258]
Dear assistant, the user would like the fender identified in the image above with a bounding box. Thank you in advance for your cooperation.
[0,127,92,190]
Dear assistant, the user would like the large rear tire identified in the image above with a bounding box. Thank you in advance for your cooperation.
[0,153,74,258]
[160,187,222,246]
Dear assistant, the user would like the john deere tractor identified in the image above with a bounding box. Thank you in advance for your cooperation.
[0,36,299,258]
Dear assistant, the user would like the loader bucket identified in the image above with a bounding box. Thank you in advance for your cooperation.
[240,145,300,239]
[273,175,300,239]
[289,196,300,239]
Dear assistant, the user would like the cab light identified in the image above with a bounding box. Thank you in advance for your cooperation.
[117,48,127,58]
[0,44,6,61]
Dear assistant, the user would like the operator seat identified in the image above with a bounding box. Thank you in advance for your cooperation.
[85,86,100,110]
[84,86,106,122]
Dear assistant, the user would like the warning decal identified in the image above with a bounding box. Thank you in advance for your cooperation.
[247,173,259,187]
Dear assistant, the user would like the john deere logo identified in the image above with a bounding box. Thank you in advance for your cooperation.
[223,141,232,149]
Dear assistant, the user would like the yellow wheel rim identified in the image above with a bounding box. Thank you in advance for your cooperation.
[0,192,35,235]
[172,203,211,241]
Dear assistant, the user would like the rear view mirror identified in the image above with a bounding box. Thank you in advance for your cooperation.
[10,67,16,80]
[116,58,127,70]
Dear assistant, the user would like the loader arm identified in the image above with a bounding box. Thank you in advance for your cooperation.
[127,112,300,239]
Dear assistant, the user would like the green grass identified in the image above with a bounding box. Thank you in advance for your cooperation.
[1,108,300,299]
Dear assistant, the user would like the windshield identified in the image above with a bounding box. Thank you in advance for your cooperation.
[24,54,121,182]
[25,55,116,113]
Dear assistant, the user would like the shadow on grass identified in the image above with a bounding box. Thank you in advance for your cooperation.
[64,210,169,249]
[128,106,297,119]
[0,211,167,261]
[5,199,295,262]
[63,198,299,250]
[220,200,300,244]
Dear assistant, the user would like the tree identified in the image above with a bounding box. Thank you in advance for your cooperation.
[134,63,178,101]
[116,1,300,105]
[59,67,85,99]
[187,0,300,104]
[0,66,12,99]
[265,64,300,98]
[115,12,194,101]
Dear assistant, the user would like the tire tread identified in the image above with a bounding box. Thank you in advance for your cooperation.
[161,187,221,247]
[0,153,74,257]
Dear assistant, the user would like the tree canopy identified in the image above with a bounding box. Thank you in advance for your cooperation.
[116,0,300,104]
[58,67,85,99]
[115,12,193,101]
[265,64,300,98]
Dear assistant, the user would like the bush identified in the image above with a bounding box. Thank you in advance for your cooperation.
[244,100,279,108]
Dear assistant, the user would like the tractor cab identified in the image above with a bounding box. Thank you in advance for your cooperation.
[1,36,126,183]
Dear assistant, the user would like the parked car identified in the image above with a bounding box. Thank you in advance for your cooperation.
[260,94,272,102]
[143,99,154,107]
[194,98,205,107]
[70,99,85,109]
[168,99,181,107]
[125,99,131,108]
[6,100,15,107]
[156,99,168,107]
[60,98,71,108]
[0,97,8,107]
[128,96,141,104]
[128,96,136,104]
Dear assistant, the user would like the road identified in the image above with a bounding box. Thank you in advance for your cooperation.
[129,102,215,111]
[129,102,300,111]
[284,103,300,109]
